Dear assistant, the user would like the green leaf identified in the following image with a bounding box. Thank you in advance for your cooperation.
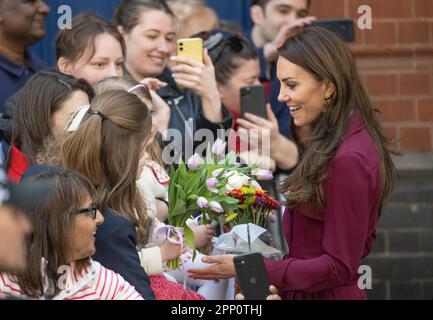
[225,213,238,223]
[184,224,196,251]
[221,197,240,204]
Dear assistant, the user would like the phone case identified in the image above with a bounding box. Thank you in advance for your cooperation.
[234,253,270,300]
[310,18,355,42]
[176,38,203,62]
[240,85,267,119]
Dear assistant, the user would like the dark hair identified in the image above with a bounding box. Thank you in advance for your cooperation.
[62,90,153,243]
[56,12,126,64]
[9,70,94,166]
[205,31,258,86]
[15,169,95,299]
[279,26,396,215]
[251,0,312,9]
[113,0,176,33]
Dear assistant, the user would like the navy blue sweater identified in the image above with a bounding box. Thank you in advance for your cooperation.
[92,209,155,300]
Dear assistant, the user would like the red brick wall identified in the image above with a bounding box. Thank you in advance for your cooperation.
[310,0,433,152]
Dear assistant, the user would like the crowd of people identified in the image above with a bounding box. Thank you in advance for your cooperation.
[0,0,395,300]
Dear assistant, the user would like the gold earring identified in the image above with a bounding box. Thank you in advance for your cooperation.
[322,95,332,113]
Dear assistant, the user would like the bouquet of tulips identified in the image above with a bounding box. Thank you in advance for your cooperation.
[166,139,276,269]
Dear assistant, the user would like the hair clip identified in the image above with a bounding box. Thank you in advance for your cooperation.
[65,105,90,132]
[204,33,224,51]
[88,109,106,121]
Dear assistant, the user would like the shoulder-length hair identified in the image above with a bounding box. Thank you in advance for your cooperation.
[56,12,126,65]
[9,70,94,166]
[16,169,95,299]
[61,90,153,243]
[279,27,396,215]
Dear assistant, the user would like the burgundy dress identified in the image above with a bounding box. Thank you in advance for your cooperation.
[265,114,381,300]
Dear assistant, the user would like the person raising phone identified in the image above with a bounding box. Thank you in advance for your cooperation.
[113,0,232,159]
[200,29,298,171]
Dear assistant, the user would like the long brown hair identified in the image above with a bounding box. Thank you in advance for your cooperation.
[94,76,164,167]
[61,90,153,243]
[9,70,94,166]
[16,169,95,299]
[280,27,396,215]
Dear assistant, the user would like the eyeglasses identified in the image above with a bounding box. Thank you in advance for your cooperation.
[75,205,98,219]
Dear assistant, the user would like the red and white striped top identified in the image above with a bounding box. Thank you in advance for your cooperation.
[0,260,143,300]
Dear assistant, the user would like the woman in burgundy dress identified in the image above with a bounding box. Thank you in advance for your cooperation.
[188,26,396,300]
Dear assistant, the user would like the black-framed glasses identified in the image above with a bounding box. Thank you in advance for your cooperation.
[75,205,98,219]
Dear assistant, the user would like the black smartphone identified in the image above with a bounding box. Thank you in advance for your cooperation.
[310,18,355,43]
[234,252,270,300]
[240,85,267,119]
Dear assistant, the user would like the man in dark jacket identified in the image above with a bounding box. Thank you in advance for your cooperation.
[0,0,50,156]
[0,0,50,114]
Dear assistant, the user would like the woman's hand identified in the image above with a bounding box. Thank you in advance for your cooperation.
[236,104,280,149]
[140,78,167,91]
[236,104,298,170]
[171,50,222,122]
[235,285,282,300]
[139,78,171,135]
[188,254,236,280]
[190,223,214,249]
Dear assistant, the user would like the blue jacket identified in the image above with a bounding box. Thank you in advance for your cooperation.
[92,209,156,300]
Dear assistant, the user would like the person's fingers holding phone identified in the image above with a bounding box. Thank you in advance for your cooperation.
[171,50,219,100]
[235,286,281,300]
[237,104,279,144]
[266,285,282,300]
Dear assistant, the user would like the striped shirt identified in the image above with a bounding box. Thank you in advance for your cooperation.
[0,260,143,300]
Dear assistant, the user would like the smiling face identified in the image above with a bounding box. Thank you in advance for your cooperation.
[0,0,50,45]
[218,58,261,116]
[68,194,103,262]
[253,0,309,43]
[50,90,90,139]
[277,55,335,127]
[59,33,124,86]
[122,10,177,79]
